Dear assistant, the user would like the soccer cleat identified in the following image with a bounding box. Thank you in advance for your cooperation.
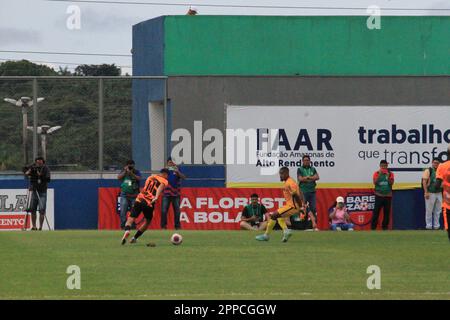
[348,228,354,231]
[130,238,137,244]
[255,234,269,241]
[336,227,342,231]
[121,230,130,245]
[282,229,292,243]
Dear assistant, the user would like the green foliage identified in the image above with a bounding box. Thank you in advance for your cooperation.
[0,61,131,171]
[0,60,58,76]
[74,64,121,76]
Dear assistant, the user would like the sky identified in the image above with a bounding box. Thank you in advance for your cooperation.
[0,0,449,75]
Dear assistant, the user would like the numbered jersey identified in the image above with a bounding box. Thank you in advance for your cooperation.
[136,175,168,206]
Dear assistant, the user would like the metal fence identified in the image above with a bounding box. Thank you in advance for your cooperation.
[0,76,167,173]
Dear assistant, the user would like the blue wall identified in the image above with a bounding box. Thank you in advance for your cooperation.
[1,178,118,229]
[132,16,166,171]
[1,175,435,230]
[392,188,443,230]
[0,168,224,229]
[180,165,226,187]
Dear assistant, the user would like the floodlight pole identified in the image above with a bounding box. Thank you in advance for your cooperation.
[27,125,62,161]
[40,127,61,160]
[98,78,104,177]
[41,134,47,160]
[32,79,38,161]
[3,96,41,165]
[21,104,29,164]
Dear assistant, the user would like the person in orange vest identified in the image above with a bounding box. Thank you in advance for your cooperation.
[434,144,450,242]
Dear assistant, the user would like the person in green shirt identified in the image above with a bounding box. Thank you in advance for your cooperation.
[240,193,269,231]
[422,158,443,230]
[297,155,320,217]
[117,160,142,229]
[371,160,394,230]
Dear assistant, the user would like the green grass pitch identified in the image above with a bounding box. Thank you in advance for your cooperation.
[0,230,449,300]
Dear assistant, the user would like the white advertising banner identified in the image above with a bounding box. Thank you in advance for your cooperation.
[0,189,55,230]
[226,106,450,187]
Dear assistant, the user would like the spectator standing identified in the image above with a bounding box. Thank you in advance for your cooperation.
[161,158,186,230]
[297,155,320,218]
[117,160,142,229]
[371,160,394,230]
[24,157,51,231]
[422,158,443,230]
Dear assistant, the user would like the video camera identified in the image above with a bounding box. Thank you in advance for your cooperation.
[22,164,38,175]
[126,165,137,173]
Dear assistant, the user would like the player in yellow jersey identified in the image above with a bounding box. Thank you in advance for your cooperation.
[256,167,305,242]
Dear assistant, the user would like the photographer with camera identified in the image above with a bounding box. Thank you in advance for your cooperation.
[23,156,51,231]
[160,157,186,230]
[117,160,142,229]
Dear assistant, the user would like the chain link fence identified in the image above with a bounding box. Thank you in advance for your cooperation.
[0,76,167,173]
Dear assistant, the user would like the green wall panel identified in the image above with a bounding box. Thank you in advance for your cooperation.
[164,16,450,76]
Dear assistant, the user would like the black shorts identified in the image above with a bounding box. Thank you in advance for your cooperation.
[130,200,154,221]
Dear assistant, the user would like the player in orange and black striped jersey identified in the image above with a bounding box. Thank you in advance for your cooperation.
[121,168,169,245]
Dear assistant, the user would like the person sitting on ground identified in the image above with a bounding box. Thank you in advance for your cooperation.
[329,196,354,231]
[240,193,269,231]
[288,202,319,231]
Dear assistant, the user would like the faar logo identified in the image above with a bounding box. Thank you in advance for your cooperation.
[345,192,375,228]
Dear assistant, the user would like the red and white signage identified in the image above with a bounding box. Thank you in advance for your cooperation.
[0,189,54,231]
[98,187,390,230]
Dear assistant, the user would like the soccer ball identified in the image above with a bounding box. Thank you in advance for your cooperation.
[360,201,369,211]
[170,233,183,245]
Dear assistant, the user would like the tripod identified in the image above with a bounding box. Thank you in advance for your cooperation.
[23,188,52,231]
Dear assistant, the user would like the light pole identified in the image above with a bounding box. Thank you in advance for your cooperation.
[3,96,44,164]
[27,125,61,160]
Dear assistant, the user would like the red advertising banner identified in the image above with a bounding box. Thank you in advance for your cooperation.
[0,189,55,231]
[0,214,28,230]
[98,188,391,230]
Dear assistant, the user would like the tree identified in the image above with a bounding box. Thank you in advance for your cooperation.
[0,60,57,76]
[74,64,121,76]
[58,66,73,76]
[0,60,131,171]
